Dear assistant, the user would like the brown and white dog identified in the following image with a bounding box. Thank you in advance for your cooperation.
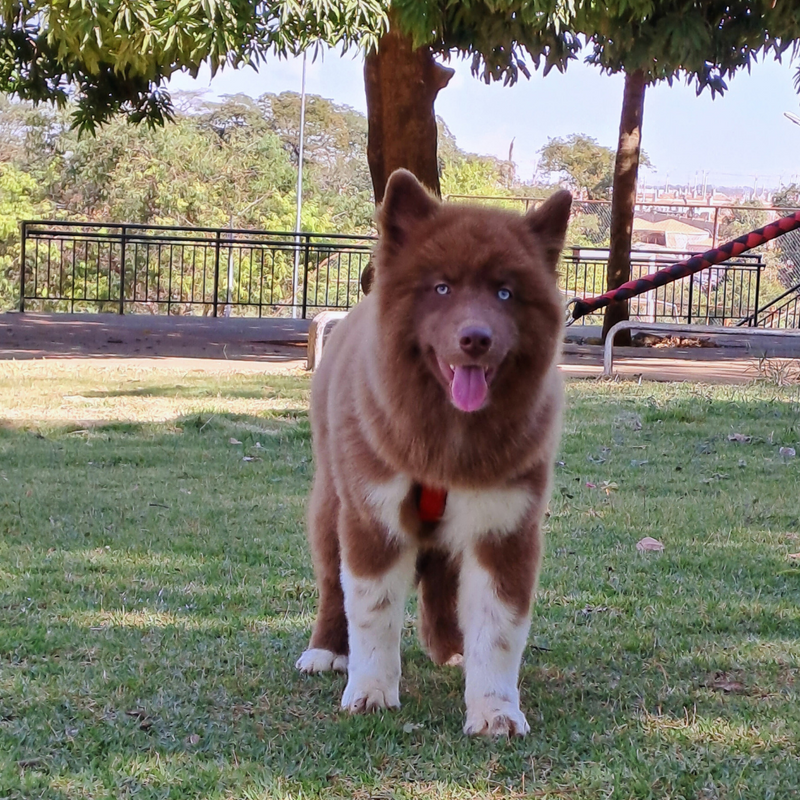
[296,170,571,736]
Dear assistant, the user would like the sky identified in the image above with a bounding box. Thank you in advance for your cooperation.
[169,47,800,191]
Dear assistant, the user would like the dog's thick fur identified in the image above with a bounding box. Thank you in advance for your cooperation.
[296,170,571,736]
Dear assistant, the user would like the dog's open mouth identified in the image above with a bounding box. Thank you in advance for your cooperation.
[437,359,496,413]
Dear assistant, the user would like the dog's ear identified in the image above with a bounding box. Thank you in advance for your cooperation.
[524,189,572,269]
[379,169,439,251]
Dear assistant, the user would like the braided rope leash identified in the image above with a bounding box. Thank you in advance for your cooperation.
[569,210,800,322]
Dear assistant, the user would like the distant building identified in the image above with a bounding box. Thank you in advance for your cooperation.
[632,215,713,251]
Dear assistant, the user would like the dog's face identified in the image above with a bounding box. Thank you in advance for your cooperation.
[374,171,571,414]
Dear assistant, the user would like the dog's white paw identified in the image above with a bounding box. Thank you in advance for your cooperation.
[464,695,530,737]
[295,648,348,674]
[341,677,400,713]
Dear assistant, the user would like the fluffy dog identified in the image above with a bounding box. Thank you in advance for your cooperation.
[296,170,571,736]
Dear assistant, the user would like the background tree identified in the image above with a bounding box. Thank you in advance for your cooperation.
[567,1,800,340]
[773,184,800,209]
[0,162,53,306]
[0,92,520,309]
[538,134,630,200]
[368,2,578,200]
[0,1,581,203]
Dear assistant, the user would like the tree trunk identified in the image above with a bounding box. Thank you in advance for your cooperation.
[363,23,454,204]
[602,70,647,344]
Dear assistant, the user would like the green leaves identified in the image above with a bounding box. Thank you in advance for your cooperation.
[572,0,799,92]
[538,134,617,200]
[392,1,800,94]
[0,1,388,130]
[4,0,798,134]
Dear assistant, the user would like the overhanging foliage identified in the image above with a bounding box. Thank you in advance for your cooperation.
[0,0,387,132]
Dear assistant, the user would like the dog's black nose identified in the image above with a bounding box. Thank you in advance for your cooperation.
[459,326,493,357]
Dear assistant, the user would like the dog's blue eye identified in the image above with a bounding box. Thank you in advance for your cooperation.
[498,288,512,301]
[435,284,450,295]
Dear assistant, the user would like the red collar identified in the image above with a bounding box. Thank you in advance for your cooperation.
[418,485,447,523]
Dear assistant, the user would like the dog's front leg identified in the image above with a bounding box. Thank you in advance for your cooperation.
[339,517,416,713]
[458,530,540,737]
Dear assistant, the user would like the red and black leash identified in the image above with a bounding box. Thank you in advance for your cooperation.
[569,210,800,322]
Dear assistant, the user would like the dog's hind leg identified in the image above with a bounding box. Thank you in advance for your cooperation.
[296,465,349,674]
[417,549,463,666]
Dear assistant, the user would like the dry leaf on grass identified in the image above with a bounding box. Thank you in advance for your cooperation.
[727,433,752,444]
[17,758,44,769]
[228,437,242,445]
[581,605,609,615]
[614,412,643,431]
[403,722,425,733]
[636,537,664,552]
[708,673,747,694]
[702,473,729,483]
[779,446,796,458]
[787,553,800,561]
[242,456,262,462]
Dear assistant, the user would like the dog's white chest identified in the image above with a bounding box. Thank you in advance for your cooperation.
[365,476,531,550]
[440,487,532,550]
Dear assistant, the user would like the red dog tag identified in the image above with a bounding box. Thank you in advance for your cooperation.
[418,485,447,523]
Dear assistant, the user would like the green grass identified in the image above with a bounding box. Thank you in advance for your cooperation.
[2,363,800,799]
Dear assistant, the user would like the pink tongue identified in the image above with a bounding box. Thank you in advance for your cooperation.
[451,366,488,412]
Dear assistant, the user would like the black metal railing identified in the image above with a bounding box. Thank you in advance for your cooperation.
[738,281,800,329]
[561,247,764,326]
[19,222,765,326]
[19,221,374,318]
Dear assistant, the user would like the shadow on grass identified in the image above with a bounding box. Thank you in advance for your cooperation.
[2,394,800,797]
[2,608,798,798]
[77,375,311,402]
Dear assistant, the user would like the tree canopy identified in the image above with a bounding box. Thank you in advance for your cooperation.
[537,134,652,201]
[576,1,800,93]
[394,1,800,91]
[0,0,387,132]
[4,1,800,131]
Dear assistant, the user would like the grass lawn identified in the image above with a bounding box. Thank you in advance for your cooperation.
[1,361,800,799]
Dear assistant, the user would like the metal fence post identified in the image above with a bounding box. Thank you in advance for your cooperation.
[212,230,221,318]
[712,207,720,248]
[752,263,762,327]
[687,276,694,325]
[301,234,311,319]
[119,225,127,315]
[19,221,26,312]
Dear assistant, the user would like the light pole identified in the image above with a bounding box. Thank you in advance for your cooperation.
[292,52,307,319]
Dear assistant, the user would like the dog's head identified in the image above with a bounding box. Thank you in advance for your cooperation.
[373,170,571,415]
